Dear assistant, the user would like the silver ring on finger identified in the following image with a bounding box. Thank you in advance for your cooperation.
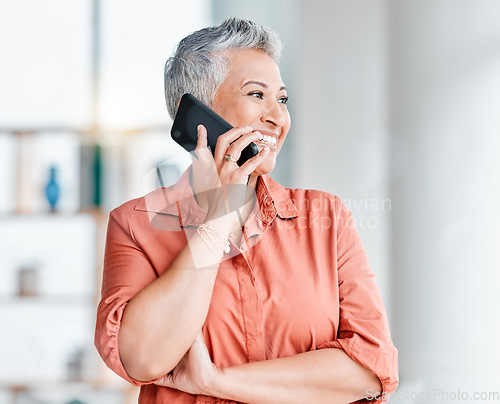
[224,154,238,163]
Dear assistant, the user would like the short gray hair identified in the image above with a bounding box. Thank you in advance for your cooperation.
[164,17,283,119]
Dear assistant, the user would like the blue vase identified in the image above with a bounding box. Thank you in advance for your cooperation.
[45,165,60,212]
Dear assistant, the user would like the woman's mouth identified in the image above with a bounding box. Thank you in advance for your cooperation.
[258,134,277,147]
[254,132,278,151]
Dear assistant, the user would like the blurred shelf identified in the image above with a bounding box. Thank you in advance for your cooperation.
[0,379,135,404]
[0,295,94,305]
[0,210,108,218]
[0,380,125,390]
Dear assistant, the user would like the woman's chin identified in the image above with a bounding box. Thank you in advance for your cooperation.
[252,155,277,177]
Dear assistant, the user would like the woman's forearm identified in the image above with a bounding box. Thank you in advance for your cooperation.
[118,214,238,382]
[208,348,382,404]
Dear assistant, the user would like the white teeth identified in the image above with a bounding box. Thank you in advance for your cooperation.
[260,135,277,146]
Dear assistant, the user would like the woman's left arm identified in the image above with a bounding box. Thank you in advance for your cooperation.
[155,331,380,404]
[210,345,380,404]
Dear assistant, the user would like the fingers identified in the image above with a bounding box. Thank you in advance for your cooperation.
[213,126,255,164]
[222,144,271,183]
[194,125,211,160]
[214,127,270,180]
[192,125,269,209]
[193,124,216,173]
[238,145,270,175]
[196,124,208,149]
[225,131,262,162]
[192,124,221,199]
[195,330,206,345]
[155,373,173,387]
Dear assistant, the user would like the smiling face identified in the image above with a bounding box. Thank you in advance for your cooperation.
[212,48,291,176]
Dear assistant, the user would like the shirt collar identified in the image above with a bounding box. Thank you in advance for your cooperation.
[256,174,299,222]
[134,166,298,227]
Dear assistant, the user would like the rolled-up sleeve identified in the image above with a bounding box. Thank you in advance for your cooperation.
[94,207,160,386]
[317,197,398,403]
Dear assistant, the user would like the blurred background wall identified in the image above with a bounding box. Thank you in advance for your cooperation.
[0,0,499,403]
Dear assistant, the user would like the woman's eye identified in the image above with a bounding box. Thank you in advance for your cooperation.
[279,96,289,104]
[248,91,264,99]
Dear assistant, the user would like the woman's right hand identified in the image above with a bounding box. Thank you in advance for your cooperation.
[191,124,269,222]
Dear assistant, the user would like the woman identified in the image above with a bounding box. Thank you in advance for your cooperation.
[95,18,398,404]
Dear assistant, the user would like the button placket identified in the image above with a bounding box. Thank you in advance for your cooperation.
[233,253,266,363]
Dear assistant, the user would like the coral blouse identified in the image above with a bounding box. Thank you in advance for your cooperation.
[95,171,398,403]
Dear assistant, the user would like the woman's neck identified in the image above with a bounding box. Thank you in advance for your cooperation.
[239,174,259,223]
[247,173,259,190]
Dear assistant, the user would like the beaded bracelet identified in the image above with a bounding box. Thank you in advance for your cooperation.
[196,224,231,261]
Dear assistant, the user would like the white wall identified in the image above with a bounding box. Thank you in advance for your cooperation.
[0,0,92,128]
[389,0,500,398]
[292,0,392,311]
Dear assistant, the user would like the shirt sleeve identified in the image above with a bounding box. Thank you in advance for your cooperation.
[94,207,161,386]
[316,196,398,403]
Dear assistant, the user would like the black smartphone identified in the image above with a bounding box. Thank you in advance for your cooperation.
[171,93,259,166]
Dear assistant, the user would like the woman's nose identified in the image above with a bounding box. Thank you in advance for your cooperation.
[261,101,286,127]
